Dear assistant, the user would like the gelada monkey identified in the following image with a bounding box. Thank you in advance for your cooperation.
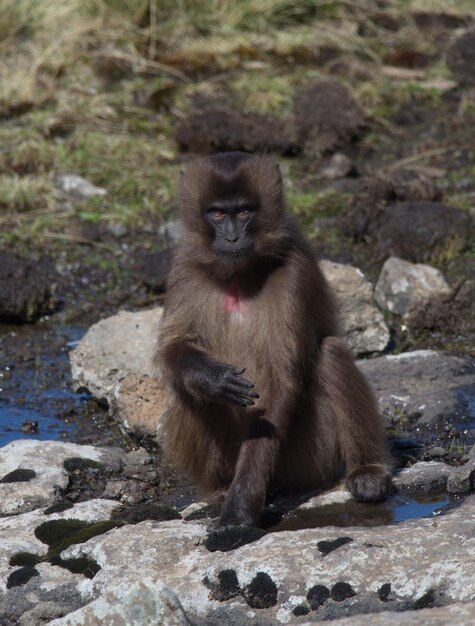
[156,151,391,535]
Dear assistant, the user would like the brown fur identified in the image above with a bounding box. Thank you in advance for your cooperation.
[156,152,390,519]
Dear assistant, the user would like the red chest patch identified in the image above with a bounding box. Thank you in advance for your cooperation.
[224,276,246,313]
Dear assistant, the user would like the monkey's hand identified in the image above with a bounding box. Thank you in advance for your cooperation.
[183,355,259,407]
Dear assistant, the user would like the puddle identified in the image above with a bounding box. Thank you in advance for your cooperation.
[0,322,126,448]
[264,492,459,532]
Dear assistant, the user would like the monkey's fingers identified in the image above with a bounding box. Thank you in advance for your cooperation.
[229,374,255,388]
[225,383,259,399]
[225,392,255,407]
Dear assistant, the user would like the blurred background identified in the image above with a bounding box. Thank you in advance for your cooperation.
[0,1,474,446]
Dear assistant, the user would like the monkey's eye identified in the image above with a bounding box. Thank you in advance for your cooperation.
[237,208,250,219]
[210,209,225,220]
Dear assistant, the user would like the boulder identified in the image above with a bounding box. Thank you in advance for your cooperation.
[56,174,107,200]
[320,260,390,355]
[359,350,475,425]
[374,257,450,316]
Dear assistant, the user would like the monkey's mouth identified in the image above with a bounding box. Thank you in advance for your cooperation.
[212,241,253,263]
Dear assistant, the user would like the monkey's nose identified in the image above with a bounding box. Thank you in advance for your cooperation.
[225,236,239,243]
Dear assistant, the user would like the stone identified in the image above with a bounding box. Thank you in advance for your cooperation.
[358,350,475,425]
[0,440,121,516]
[159,219,182,246]
[447,30,475,85]
[70,308,162,404]
[320,260,390,355]
[319,153,354,180]
[0,251,58,323]
[374,257,450,316]
[393,461,452,494]
[49,577,190,625]
[56,175,107,200]
[294,81,365,156]
[56,496,475,624]
[297,602,475,625]
[109,373,169,437]
[447,461,475,494]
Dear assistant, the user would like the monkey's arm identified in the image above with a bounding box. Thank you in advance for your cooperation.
[158,324,258,408]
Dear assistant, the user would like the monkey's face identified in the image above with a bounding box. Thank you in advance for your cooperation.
[205,198,256,264]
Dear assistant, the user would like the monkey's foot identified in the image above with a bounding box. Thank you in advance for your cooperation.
[204,524,266,553]
[346,464,392,503]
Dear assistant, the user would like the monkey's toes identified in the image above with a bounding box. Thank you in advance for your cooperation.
[204,524,266,552]
[346,464,392,503]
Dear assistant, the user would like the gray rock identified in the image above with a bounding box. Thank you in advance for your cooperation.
[319,153,354,180]
[447,461,475,494]
[57,496,475,624]
[56,174,107,200]
[159,218,183,246]
[393,461,452,494]
[297,602,475,625]
[359,350,475,425]
[374,256,450,316]
[320,260,390,355]
[0,440,121,516]
[19,601,69,625]
[49,577,189,625]
[70,308,162,404]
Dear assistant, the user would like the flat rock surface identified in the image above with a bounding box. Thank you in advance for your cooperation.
[359,350,475,425]
[0,440,121,516]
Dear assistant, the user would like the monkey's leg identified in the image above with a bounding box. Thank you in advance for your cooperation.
[318,336,392,503]
[217,416,281,528]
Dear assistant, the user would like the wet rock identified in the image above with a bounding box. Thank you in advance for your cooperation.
[132,248,172,293]
[374,257,450,316]
[319,153,355,180]
[70,308,162,404]
[48,577,190,625]
[0,251,58,323]
[0,440,121,516]
[393,461,452,495]
[320,260,390,355]
[294,81,365,157]
[358,350,475,425]
[175,96,295,155]
[56,496,475,624]
[447,461,475,494]
[56,175,107,200]
[425,447,447,460]
[407,279,475,344]
[447,30,475,85]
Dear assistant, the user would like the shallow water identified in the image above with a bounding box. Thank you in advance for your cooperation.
[265,492,458,532]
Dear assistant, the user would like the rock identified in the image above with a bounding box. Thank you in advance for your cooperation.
[344,201,472,264]
[63,216,101,242]
[407,279,475,345]
[294,81,365,157]
[175,96,295,155]
[447,30,475,85]
[56,175,107,200]
[447,461,475,494]
[319,153,355,180]
[70,308,161,404]
[425,447,447,460]
[109,373,169,437]
[159,219,182,246]
[18,601,69,625]
[320,260,390,355]
[132,248,172,293]
[49,577,190,625]
[55,496,475,624]
[374,257,450,316]
[298,602,475,625]
[358,350,475,425]
[393,462,452,494]
[0,251,58,323]
[0,440,121,516]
